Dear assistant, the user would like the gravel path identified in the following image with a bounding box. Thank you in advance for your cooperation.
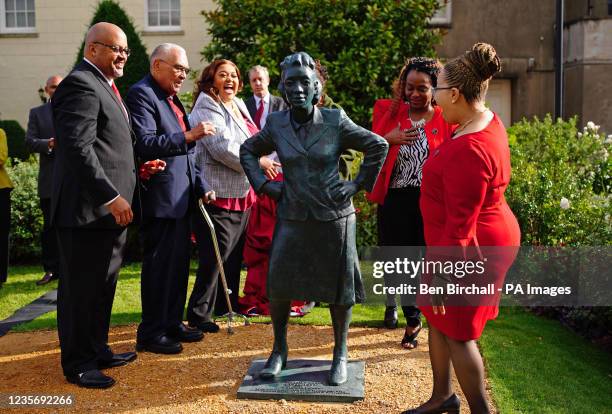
[0,323,495,413]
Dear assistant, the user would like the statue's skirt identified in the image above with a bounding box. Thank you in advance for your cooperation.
[267,213,365,305]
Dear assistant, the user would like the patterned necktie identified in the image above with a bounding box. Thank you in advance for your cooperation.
[167,96,187,132]
[254,98,264,129]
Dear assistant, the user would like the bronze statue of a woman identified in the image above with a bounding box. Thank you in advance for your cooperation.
[240,52,388,385]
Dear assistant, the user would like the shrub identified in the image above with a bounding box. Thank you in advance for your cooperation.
[354,191,377,249]
[74,0,150,96]
[506,116,611,246]
[6,157,43,262]
[506,116,611,345]
[201,0,442,127]
[0,120,28,161]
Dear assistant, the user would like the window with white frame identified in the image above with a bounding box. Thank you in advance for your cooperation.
[429,0,452,26]
[1,0,36,33]
[146,0,181,31]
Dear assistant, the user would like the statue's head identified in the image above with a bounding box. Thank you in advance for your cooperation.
[279,52,321,112]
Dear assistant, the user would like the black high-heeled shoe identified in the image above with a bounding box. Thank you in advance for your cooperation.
[401,320,422,350]
[401,393,460,414]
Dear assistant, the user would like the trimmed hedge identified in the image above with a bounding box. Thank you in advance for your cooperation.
[0,120,27,161]
[6,157,42,262]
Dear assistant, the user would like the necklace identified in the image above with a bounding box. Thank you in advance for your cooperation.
[408,106,432,128]
[452,109,487,139]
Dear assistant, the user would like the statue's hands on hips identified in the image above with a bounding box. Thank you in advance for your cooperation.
[332,181,360,204]
[262,180,283,201]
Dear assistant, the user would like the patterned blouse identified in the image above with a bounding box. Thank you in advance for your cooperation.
[389,125,429,188]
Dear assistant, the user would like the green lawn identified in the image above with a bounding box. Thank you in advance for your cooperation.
[0,265,58,322]
[480,307,612,413]
[2,265,611,413]
[1,262,392,332]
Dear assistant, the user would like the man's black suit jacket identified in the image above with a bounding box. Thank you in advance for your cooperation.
[51,61,136,229]
[245,93,287,123]
[25,103,56,199]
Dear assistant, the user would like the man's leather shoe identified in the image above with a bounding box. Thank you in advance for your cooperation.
[36,272,58,286]
[189,321,220,333]
[168,323,204,342]
[98,351,137,369]
[66,369,115,389]
[136,335,183,354]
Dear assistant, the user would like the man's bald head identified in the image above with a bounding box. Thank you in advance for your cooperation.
[45,75,63,99]
[150,43,189,96]
[85,22,125,47]
[84,22,129,80]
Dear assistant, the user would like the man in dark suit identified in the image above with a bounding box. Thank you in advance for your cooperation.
[126,43,216,354]
[52,22,137,389]
[245,65,287,130]
[26,75,63,286]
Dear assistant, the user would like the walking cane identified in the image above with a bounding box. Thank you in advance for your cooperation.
[198,199,250,334]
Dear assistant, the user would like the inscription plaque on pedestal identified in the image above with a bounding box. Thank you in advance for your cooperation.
[237,359,365,403]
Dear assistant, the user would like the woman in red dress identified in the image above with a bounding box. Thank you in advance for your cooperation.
[368,58,453,349]
[403,43,520,414]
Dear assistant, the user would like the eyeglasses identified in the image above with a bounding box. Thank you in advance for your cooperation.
[93,41,131,56]
[432,86,453,95]
[159,59,191,75]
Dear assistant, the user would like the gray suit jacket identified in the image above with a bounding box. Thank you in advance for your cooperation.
[189,92,254,198]
[240,107,388,221]
[25,102,55,199]
[245,94,287,123]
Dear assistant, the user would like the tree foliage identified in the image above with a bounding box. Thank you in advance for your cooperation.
[74,0,149,96]
[202,0,442,127]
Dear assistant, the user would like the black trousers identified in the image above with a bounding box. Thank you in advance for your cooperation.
[377,187,424,325]
[56,227,126,376]
[137,213,191,343]
[40,198,59,274]
[0,188,10,284]
[187,204,249,324]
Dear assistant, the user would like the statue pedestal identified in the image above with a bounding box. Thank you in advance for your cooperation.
[237,359,365,403]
